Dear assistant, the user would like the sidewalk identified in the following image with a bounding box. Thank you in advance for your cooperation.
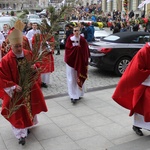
[0,87,150,150]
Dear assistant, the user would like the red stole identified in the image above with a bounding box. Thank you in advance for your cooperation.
[64,35,90,88]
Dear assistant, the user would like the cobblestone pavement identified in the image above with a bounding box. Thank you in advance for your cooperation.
[42,28,120,98]
[42,49,120,99]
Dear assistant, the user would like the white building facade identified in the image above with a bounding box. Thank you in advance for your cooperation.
[0,0,39,10]
[101,0,142,12]
[0,0,149,16]
[101,0,150,17]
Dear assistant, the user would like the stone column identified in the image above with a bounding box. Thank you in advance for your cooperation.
[113,0,117,11]
[133,0,137,11]
[107,1,111,12]
[101,0,106,12]
[146,4,150,16]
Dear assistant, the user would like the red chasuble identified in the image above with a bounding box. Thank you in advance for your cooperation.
[0,49,48,128]
[112,43,150,122]
[32,34,55,73]
[40,36,55,73]
[64,35,90,88]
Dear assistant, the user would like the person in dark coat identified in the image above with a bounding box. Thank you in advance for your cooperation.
[132,21,139,31]
[129,10,134,18]
[64,24,73,46]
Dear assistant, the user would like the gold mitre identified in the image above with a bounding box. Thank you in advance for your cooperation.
[7,29,23,45]
[14,20,25,31]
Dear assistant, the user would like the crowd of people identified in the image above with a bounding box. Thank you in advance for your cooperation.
[1,3,150,146]
[66,4,150,34]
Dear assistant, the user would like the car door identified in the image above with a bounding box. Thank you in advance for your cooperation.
[129,35,149,57]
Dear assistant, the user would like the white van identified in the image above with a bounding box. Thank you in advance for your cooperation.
[0,16,17,31]
[37,9,47,17]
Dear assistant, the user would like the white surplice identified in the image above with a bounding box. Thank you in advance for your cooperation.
[66,35,85,99]
[133,75,150,130]
[26,29,40,50]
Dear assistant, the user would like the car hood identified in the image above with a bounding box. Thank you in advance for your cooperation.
[28,18,42,24]
[89,41,144,49]
[94,30,110,38]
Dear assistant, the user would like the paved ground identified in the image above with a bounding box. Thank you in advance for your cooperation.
[42,49,120,99]
[42,27,119,99]
[0,88,150,150]
[1,28,149,149]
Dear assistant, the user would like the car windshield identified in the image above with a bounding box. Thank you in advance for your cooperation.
[103,35,120,41]
[0,17,17,30]
[28,15,40,19]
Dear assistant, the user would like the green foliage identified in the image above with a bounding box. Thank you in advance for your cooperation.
[16,11,26,19]
[10,11,15,16]
[47,6,55,14]
[46,5,74,33]
[138,18,144,24]
[142,23,146,27]
[23,9,29,14]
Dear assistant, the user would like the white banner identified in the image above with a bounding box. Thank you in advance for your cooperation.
[138,1,146,8]
[138,0,150,8]
[107,0,113,2]
[145,0,150,4]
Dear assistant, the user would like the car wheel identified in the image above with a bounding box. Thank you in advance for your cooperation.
[115,57,131,76]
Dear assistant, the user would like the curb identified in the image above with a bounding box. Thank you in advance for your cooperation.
[44,84,117,100]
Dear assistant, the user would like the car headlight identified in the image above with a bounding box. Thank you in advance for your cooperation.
[61,39,64,43]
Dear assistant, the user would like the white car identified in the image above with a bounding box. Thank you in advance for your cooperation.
[70,20,111,41]
[0,16,17,31]
[27,14,42,24]
[37,9,47,17]
[70,20,92,24]
[94,26,111,41]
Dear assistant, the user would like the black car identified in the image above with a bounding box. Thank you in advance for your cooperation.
[89,31,150,76]
[58,21,68,49]
[59,29,65,49]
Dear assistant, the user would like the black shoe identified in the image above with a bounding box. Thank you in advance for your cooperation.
[27,129,30,134]
[41,82,48,88]
[18,137,26,145]
[56,52,60,55]
[71,98,77,104]
[132,126,143,136]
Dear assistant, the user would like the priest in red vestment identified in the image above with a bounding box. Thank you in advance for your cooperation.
[64,25,90,104]
[0,28,48,145]
[1,20,31,57]
[112,42,150,136]
[32,33,55,88]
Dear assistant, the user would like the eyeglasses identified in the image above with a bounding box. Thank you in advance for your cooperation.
[73,30,79,32]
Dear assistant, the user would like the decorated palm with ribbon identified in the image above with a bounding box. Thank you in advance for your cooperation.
[123,0,128,13]
[123,0,129,20]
